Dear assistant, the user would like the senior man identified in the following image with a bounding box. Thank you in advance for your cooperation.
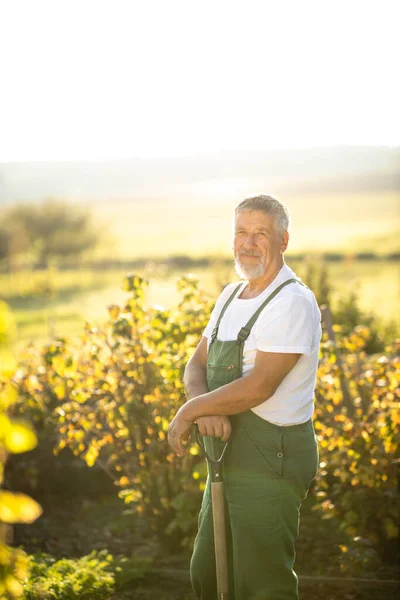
[168,194,321,600]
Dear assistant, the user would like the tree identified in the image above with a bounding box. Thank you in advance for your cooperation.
[2,199,101,267]
[0,226,10,262]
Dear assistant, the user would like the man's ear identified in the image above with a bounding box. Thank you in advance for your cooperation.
[280,231,289,254]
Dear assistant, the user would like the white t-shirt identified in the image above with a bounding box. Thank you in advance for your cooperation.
[202,262,322,426]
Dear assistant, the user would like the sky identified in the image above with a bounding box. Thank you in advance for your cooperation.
[0,0,399,162]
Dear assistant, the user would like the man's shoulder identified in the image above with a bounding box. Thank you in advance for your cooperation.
[267,278,319,313]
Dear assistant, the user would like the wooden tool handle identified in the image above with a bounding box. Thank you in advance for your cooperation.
[211,481,230,599]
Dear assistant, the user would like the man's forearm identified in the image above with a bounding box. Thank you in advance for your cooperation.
[183,359,209,400]
[180,372,269,421]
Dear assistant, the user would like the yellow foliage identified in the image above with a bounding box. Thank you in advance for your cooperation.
[0,492,42,524]
[0,414,11,437]
[53,384,65,400]
[84,445,99,467]
[4,574,23,596]
[3,421,37,454]
[0,383,17,411]
[361,430,371,443]
[5,273,399,557]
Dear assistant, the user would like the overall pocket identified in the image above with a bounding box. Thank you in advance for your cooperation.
[226,421,285,480]
[206,362,241,390]
[240,424,285,478]
[281,427,319,497]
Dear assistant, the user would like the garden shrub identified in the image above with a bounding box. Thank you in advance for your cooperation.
[6,274,400,572]
[332,291,398,354]
[297,259,398,353]
[0,302,42,600]
[314,327,399,567]
[9,275,211,550]
[23,549,151,599]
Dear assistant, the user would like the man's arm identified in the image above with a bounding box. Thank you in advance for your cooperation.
[182,350,300,421]
[183,337,231,441]
[168,350,300,455]
[183,336,209,399]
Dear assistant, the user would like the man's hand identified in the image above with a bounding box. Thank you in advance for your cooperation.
[196,415,231,442]
[168,409,194,457]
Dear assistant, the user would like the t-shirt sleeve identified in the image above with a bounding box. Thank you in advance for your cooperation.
[254,293,314,355]
[203,283,241,340]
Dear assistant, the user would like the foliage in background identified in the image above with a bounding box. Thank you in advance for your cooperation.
[7,274,400,575]
[0,199,102,269]
[0,301,42,599]
[332,292,398,354]
[0,301,18,379]
[1,259,398,356]
[10,275,211,550]
[0,302,17,349]
[301,261,399,565]
[298,261,398,353]
[314,329,399,570]
[23,549,151,600]
[297,261,332,307]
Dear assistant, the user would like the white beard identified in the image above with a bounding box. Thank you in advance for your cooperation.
[234,257,265,280]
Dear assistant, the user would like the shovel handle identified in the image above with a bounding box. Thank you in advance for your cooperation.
[211,481,230,599]
[194,424,230,482]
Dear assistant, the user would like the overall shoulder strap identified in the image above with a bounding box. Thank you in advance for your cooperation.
[210,282,243,344]
[236,278,304,343]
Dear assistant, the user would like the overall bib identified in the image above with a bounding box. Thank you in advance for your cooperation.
[190,279,319,600]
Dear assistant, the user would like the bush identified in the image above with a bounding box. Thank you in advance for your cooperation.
[332,291,398,354]
[297,260,398,352]
[10,275,211,551]
[7,274,400,572]
[313,328,399,567]
[23,549,151,599]
[0,343,42,599]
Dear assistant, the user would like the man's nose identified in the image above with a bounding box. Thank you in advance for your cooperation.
[243,234,257,248]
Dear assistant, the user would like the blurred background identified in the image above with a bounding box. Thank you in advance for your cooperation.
[0,1,399,599]
[1,145,399,353]
[0,1,399,355]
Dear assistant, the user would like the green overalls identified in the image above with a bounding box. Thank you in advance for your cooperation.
[190,279,319,600]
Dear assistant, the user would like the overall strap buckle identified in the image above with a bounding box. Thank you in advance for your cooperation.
[237,327,250,344]
[210,327,218,345]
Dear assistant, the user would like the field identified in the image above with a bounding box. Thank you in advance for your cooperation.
[94,190,400,259]
[1,259,399,353]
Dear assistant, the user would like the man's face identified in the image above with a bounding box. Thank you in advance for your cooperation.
[233,210,288,280]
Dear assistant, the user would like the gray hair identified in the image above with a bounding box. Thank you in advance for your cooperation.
[235,194,290,236]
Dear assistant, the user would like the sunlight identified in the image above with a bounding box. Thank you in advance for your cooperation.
[0,0,398,162]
